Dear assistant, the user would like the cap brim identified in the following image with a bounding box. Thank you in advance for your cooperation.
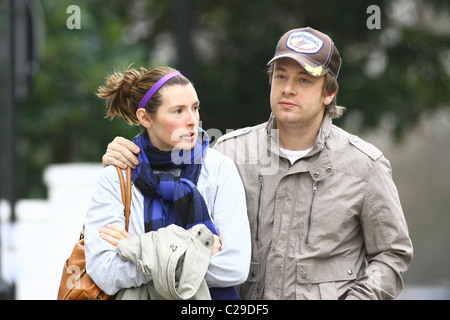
[267,53,330,77]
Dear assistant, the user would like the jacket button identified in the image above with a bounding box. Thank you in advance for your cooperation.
[301,272,308,279]
[347,269,353,275]
[313,172,319,178]
[326,167,332,173]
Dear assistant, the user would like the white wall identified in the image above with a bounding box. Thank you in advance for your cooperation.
[1,163,103,300]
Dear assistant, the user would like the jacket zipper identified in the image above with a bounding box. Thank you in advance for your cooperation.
[256,174,264,241]
[305,181,317,244]
[166,244,178,299]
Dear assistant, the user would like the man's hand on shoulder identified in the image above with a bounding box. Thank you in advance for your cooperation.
[102,136,140,169]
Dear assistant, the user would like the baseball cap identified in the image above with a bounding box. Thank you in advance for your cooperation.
[267,27,342,78]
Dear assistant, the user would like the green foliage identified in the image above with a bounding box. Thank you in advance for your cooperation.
[16,0,145,197]
[6,0,450,197]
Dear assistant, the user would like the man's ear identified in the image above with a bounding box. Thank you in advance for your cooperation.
[323,89,337,106]
[136,108,152,128]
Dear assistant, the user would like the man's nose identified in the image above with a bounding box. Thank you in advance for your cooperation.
[283,79,296,95]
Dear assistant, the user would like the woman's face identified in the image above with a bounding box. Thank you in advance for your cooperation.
[147,83,200,151]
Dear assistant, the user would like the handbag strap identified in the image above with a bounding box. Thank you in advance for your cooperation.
[115,166,132,231]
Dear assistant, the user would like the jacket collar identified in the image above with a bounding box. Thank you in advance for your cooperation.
[265,112,333,155]
[261,113,334,178]
[314,113,332,155]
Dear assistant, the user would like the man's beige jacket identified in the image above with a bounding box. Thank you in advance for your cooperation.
[214,114,413,300]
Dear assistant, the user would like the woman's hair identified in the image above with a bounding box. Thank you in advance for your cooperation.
[97,65,191,125]
[266,62,346,119]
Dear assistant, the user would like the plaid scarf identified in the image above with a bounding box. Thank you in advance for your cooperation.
[131,129,240,300]
[131,129,213,233]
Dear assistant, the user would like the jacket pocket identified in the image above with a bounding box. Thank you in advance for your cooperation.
[296,258,357,300]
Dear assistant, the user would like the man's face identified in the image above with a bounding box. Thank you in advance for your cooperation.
[270,58,334,130]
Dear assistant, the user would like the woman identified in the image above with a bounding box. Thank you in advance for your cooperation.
[84,66,250,299]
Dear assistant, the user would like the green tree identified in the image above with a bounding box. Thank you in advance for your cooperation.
[15,0,147,197]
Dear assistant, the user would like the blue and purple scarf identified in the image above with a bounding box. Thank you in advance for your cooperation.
[131,128,239,300]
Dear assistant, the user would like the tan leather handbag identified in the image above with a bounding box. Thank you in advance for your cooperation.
[57,166,131,300]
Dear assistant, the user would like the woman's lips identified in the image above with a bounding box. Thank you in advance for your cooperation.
[181,131,195,141]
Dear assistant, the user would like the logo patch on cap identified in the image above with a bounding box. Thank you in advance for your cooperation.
[304,63,323,76]
[286,31,324,54]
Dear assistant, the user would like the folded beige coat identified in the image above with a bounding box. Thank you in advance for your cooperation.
[115,223,214,300]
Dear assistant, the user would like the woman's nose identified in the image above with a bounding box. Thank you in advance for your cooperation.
[186,109,198,126]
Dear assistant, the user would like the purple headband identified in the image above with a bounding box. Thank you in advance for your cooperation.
[137,72,183,109]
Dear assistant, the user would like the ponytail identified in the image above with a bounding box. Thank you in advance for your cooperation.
[96,65,190,125]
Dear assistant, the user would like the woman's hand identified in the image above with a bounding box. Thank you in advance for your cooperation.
[99,224,130,248]
[102,136,140,169]
[211,235,222,256]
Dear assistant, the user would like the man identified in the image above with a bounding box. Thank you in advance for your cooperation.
[102,27,413,299]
